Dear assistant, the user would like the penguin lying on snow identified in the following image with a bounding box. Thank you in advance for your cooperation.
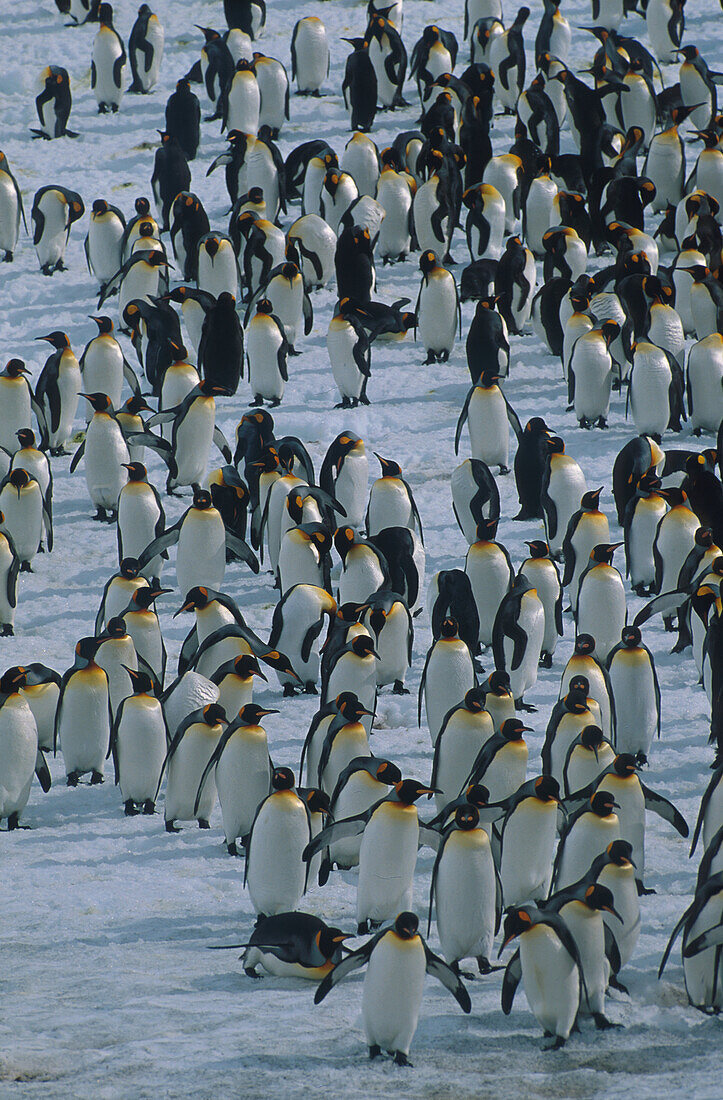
[212,912,351,980]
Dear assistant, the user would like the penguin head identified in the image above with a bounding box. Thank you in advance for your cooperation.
[271,767,295,791]
[464,783,491,809]
[233,655,266,682]
[174,587,211,616]
[146,250,172,271]
[475,518,499,542]
[486,670,511,696]
[590,790,618,817]
[16,428,36,449]
[92,199,109,216]
[261,649,299,680]
[80,392,113,414]
[613,753,640,778]
[367,606,387,638]
[677,46,700,62]
[0,666,27,694]
[318,924,352,960]
[256,298,274,316]
[124,666,154,695]
[525,540,549,560]
[128,586,170,611]
[463,687,486,713]
[574,634,595,656]
[501,719,531,742]
[197,704,225,729]
[440,617,458,639]
[581,487,603,510]
[137,221,155,239]
[5,359,30,378]
[620,626,641,648]
[534,775,559,802]
[394,779,436,805]
[393,912,419,941]
[105,617,127,639]
[374,758,402,785]
[500,907,534,950]
[237,703,278,726]
[90,315,114,334]
[583,883,621,921]
[135,197,151,216]
[37,331,70,350]
[565,685,589,714]
[303,788,330,816]
[119,558,141,579]
[478,369,501,389]
[568,675,590,696]
[376,452,402,478]
[607,839,635,867]
[121,462,147,482]
[7,469,31,494]
[195,26,221,43]
[580,725,604,757]
[98,3,114,28]
[637,470,661,494]
[350,635,379,660]
[419,250,439,275]
[192,489,213,510]
[601,320,620,347]
[75,637,100,664]
[454,804,480,831]
[546,435,565,455]
[281,261,299,281]
[590,542,621,564]
[343,695,374,724]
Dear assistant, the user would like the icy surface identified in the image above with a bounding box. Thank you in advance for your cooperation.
[1,0,722,1096]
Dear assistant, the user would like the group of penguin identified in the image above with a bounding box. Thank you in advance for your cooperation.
[1,0,723,1069]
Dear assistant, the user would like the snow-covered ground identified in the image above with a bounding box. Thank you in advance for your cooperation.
[2,0,722,1095]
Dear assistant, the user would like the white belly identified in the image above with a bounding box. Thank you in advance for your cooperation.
[556,814,621,890]
[424,642,476,745]
[116,697,166,803]
[0,697,38,819]
[177,512,226,596]
[418,277,457,355]
[500,801,557,905]
[59,678,110,777]
[165,728,220,822]
[93,33,124,107]
[466,546,511,646]
[436,831,496,963]
[520,925,580,1039]
[247,795,309,915]
[35,194,68,266]
[215,732,271,845]
[84,418,129,509]
[357,804,418,923]
[362,935,426,1055]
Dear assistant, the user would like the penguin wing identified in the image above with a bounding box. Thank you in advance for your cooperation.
[137,525,181,571]
[29,389,50,450]
[69,438,85,473]
[501,389,523,442]
[34,748,51,793]
[6,545,19,609]
[632,588,689,629]
[423,942,472,1012]
[313,939,377,1003]
[454,386,474,456]
[35,359,61,434]
[658,905,692,977]
[290,24,298,81]
[401,478,424,544]
[303,801,383,862]
[225,532,260,574]
[640,783,689,837]
[127,432,176,477]
[212,426,232,464]
[683,922,723,959]
[42,496,53,553]
[604,922,622,977]
[417,646,434,727]
[122,356,141,396]
[301,617,326,665]
[418,820,441,852]
[501,949,522,1014]
[302,289,314,337]
[690,766,723,858]
[112,41,127,89]
[507,616,528,672]
[194,732,231,816]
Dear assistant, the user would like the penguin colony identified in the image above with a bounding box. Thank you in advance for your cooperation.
[2,0,723,1075]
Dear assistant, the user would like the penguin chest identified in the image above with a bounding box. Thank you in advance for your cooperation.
[566,744,615,798]
[167,727,222,821]
[216,676,253,718]
[572,337,612,419]
[36,193,68,264]
[358,803,419,921]
[93,29,125,105]
[294,19,328,91]
[20,682,58,752]
[116,697,166,802]
[500,799,558,904]
[646,135,684,207]
[520,925,580,1039]
[377,176,412,256]
[434,711,494,809]
[247,317,284,397]
[414,179,448,253]
[550,711,592,787]
[684,891,723,1009]
[468,387,508,467]
[367,480,412,536]
[680,68,712,131]
[465,544,511,641]
[631,349,672,436]
[599,863,639,966]
[368,38,397,107]
[330,773,385,866]
[0,485,42,561]
[546,458,587,547]
[82,339,124,409]
[688,336,723,430]
[436,830,496,962]
[53,358,81,443]
[373,603,409,685]
[178,511,226,593]
[486,740,529,804]
[334,453,368,529]
[174,402,215,484]
[59,669,110,774]
[88,219,124,283]
[562,814,621,887]
[216,730,271,840]
[198,244,238,299]
[322,723,370,794]
[0,696,38,813]
[85,417,129,507]
[609,649,658,756]
[227,72,260,135]
[133,17,164,90]
[248,794,309,914]
[0,173,20,251]
[425,640,475,743]
[0,379,30,450]
[576,568,626,660]
[526,177,558,255]
[418,272,457,353]
[362,935,426,1054]
[560,902,607,1013]
[603,776,645,864]
[656,510,699,587]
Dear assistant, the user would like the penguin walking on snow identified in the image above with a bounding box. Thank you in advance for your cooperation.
[416,251,460,364]
[292,17,329,97]
[245,767,311,916]
[70,393,129,522]
[492,574,545,711]
[31,186,84,275]
[128,5,164,94]
[92,4,126,114]
[111,667,168,815]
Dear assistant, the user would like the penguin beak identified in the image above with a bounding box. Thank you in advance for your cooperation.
[499,930,519,955]
[604,903,623,922]
[257,708,279,717]
[358,706,374,717]
[421,786,440,797]
[173,601,195,617]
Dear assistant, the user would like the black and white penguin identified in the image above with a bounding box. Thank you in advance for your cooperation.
[0,469,51,572]
[660,871,723,1014]
[70,393,129,522]
[520,541,563,668]
[419,618,476,746]
[451,459,500,545]
[466,296,510,384]
[492,575,545,711]
[117,462,165,579]
[687,334,723,436]
[0,152,25,263]
[498,775,560,905]
[110,667,167,816]
[623,470,668,596]
[606,627,661,759]
[35,331,81,455]
[0,667,49,829]
[314,910,470,1066]
[562,488,611,610]
[32,66,76,140]
[464,519,512,651]
[168,192,209,282]
[488,6,530,114]
[575,544,627,663]
[569,321,620,429]
[500,905,585,1050]
[455,369,521,474]
[416,251,460,364]
[291,16,329,97]
[237,912,348,980]
[30,186,84,275]
[128,4,164,93]
[54,637,112,787]
[553,790,621,891]
[197,293,244,397]
[244,767,311,916]
[151,132,191,231]
[84,202,125,293]
[160,703,227,831]
[513,417,552,521]
[91,4,126,114]
[541,436,588,559]
[320,432,368,531]
[366,454,423,541]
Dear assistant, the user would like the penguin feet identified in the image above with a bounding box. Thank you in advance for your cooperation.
[636,880,656,896]
[40,264,54,276]
[422,352,436,365]
[692,428,703,437]
[93,507,109,522]
[304,682,318,695]
[357,921,370,936]
[539,652,553,669]
[244,967,261,979]
[20,561,32,572]
[98,104,109,114]
[334,398,352,409]
[227,842,238,856]
[7,812,20,830]
[288,347,301,357]
[451,961,476,979]
[595,417,608,429]
[165,820,181,833]
[368,1045,382,1060]
[251,395,264,407]
[477,956,504,975]
[66,772,80,787]
[198,818,210,829]
[283,684,297,697]
[359,395,370,406]
[393,1052,412,1067]
[473,659,486,675]
[392,681,409,694]
[269,398,281,408]
[90,771,104,785]
[1,624,13,636]
[608,975,629,996]
[124,799,140,816]
[515,699,537,712]
[2,251,13,262]
[579,417,592,430]
[499,465,510,475]
[142,800,155,815]
[593,1013,622,1030]
[543,1036,566,1051]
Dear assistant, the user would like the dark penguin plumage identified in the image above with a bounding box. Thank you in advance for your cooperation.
[165,80,200,161]
[151,132,191,232]
[32,66,77,140]
[342,38,377,134]
[513,417,552,521]
[335,225,375,304]
[198,293,244,396]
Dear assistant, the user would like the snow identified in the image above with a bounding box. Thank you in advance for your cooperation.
[1,0,722,1095]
